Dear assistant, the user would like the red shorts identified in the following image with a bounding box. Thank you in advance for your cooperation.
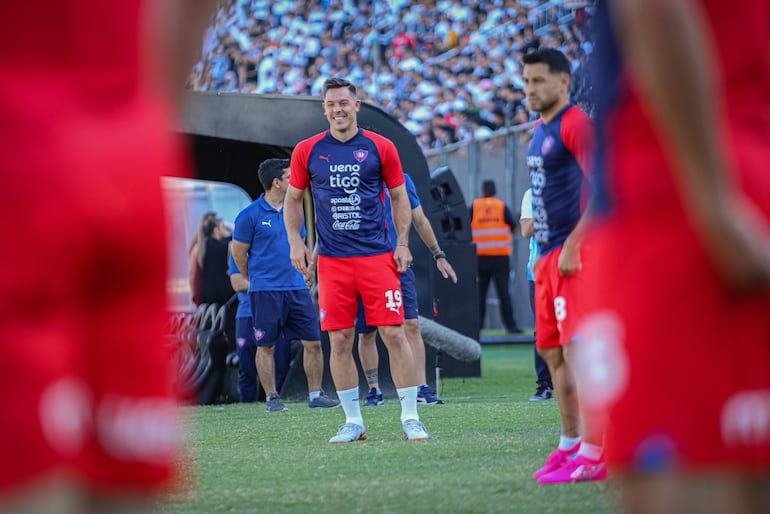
[317,253,404,331]
[533,246,589,349]
[0,100,184,494]
[578,218,770,473]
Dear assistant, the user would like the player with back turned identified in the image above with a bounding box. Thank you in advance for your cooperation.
[0,1,216,512]
[578,0,770,511]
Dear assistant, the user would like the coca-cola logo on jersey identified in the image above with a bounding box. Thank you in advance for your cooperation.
[332,220,361,230]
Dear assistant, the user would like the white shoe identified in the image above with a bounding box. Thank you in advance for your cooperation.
[402,419,430,440]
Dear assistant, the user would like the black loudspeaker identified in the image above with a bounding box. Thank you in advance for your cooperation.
[429,167,472,243]
[430,166,466,207]
[428,243,481,377]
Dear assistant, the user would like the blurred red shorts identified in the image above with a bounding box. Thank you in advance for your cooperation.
[0,100,185,494]
[578,218,770,474]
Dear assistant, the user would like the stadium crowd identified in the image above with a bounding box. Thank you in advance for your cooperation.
[190,0,594,150]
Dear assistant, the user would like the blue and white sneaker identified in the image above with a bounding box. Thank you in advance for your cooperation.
[308,391,341,408]
[329,423,367,444]
[265,394,288,412]
[417,384,444,405]
[402,419,430,441]
[364,388,384,407]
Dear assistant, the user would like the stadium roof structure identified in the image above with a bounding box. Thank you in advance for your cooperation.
[179,91,430,200]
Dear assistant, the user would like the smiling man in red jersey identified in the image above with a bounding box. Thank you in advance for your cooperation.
[285,78,430,444]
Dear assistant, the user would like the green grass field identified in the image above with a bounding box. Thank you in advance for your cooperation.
[157,345,614,514]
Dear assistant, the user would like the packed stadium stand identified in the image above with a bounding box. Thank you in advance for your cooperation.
[190,0,594,150]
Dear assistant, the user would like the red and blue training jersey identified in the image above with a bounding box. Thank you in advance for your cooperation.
[591,0,770,222]
[291,128,406,257]
[527,105,594,256]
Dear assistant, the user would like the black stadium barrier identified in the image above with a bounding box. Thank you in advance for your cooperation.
[167,295,239,405]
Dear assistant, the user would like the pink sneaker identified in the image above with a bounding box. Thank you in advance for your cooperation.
[537,454,607,484]
[532,445,579,479]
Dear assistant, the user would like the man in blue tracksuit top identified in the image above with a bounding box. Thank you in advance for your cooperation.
[231,158,339,412]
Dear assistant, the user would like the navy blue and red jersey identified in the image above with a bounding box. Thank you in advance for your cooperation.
[291,128,405,257]
[527,105,594,256]
[592,0,770,223]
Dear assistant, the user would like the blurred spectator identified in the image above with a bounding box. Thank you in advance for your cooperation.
[189,211,219,305]
[190,0,594,149]
[195,214,235,306]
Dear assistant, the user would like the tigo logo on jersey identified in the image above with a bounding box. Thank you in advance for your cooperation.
[353,149,368,162]
[253,328,266,341]
[541,135,555,156]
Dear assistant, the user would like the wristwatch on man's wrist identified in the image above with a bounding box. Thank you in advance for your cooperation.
[432,251,447,261]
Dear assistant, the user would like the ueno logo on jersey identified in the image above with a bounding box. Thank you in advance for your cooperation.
[541,135,555,155]
[329,164,360,173]
[527,155,543,168]
[353,149,368,162]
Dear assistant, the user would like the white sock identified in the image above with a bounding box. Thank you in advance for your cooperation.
[308,390,321,401]
[337,387,364,428]
[559,435,581,452]
[397,386,419,423]
[578,441,603,462]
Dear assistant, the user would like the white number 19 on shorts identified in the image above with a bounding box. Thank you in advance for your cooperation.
[384,289,403,313]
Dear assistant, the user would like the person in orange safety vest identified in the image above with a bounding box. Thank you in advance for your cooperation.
[470,179,521,333]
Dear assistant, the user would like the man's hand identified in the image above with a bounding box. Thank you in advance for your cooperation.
[702,195,770,292]
[304,257,317,289]
[394,245,413,273]
[558,238,582,276]
[290,242,311,277]
[436,258,458,283]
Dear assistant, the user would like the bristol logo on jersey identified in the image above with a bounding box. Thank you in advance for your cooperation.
[253,328,266,341]
[353,149,368,163]
[541,135,555,156]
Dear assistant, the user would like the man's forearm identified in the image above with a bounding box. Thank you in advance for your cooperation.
[283,188,305,245]
[232,244,249,278]
[390,186,412,247]
[521,218,534,239]
[564,202,592,251]
[412,206,441,255]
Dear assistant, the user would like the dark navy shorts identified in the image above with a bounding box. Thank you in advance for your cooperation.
[355,267,419,334]
[249,290,321,346]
